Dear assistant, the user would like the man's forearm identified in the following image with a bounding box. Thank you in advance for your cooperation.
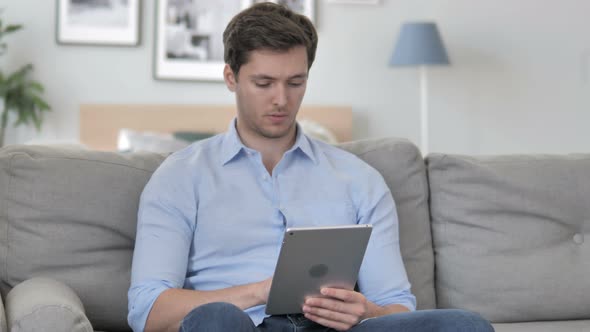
[144,280,268,332]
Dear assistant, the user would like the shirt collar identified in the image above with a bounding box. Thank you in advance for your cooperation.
[291,123,317,164]
[221,118,245,165]
[221,118,318,166]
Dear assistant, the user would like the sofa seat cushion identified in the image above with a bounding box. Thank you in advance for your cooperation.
[428,153,590,322]
[0,145,165,331]
[339,138,435,309]
[493,320,590,332]
[5,277,92,332]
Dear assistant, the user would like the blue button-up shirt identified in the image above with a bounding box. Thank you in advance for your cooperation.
[128,120,416,331]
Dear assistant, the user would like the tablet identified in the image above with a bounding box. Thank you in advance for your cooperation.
[265,224,372,315]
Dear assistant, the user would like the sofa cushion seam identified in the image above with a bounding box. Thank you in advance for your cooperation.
[2,154,17,283]
[9,154,157,173]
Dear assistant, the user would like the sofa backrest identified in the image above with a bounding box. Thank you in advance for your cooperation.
[428,153,590,322]
[0,139,435,330]
[339,138,436,310]
[0,145,165,331]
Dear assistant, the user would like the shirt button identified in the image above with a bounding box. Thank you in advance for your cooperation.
[262,175,269,181]
[573,233,584,245]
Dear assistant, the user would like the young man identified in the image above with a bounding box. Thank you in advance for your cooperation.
[128,3,494,332]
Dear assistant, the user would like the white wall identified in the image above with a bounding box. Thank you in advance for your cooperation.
[2,0,590,154]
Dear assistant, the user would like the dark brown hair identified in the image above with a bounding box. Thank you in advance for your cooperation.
[223,2,318,76]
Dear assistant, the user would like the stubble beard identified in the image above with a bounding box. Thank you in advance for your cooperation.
[254,119,296,140]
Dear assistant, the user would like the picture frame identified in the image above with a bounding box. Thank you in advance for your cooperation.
[56,0,141,46]
[154,0,315,82]
[263,0,315,23]
[328,0,380,4]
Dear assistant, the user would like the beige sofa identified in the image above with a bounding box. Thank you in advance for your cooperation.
[0,138,588,331]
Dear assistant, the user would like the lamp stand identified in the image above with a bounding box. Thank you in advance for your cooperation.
[419,65,429,156]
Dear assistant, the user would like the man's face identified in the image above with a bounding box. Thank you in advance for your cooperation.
[224,46,308,143]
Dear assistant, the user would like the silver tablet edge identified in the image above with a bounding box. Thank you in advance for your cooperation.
[285,224,372,233]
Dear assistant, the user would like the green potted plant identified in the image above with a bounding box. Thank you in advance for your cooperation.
[0,16,50,147]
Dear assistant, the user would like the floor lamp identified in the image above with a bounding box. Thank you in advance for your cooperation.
[390,22,450,155]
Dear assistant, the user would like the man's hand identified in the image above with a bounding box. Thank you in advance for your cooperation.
[302,288,370,331]
[145,276,274,332]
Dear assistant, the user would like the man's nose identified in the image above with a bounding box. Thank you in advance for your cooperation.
[273,84,288,108]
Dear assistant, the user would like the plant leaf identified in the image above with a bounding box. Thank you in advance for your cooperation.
[27,81,44,93]
[31,94,50,111]
[0,26,51,131]
[6,64,33,82]
[3,24,22,34]
[29,105,41,130]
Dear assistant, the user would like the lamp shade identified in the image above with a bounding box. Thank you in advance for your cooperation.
[390,22,450,66]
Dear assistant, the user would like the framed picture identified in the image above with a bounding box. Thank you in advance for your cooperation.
[328,0,380,4]
[56,0,141,46]
[154,0,249,81]
[154,0,315,81]
[266,0,315,23]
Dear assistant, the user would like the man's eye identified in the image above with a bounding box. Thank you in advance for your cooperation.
[255,82,271,88]
[288,82,304,87]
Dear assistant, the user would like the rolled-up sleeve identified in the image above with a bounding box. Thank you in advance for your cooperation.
[127,158,197,332]
[356,171,417,311]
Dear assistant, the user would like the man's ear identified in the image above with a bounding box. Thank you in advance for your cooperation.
[224,64,237,92]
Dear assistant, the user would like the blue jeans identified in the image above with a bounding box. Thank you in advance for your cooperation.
[179,302,495,332]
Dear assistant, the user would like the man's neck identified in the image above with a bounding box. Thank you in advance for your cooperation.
[236,127,297,175]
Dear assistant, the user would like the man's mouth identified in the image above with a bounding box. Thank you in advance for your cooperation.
[268,113,289,119]
[267,113,289,123]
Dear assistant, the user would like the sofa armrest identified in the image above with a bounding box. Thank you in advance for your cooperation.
[5,277,93,332]
[0,291,7,332]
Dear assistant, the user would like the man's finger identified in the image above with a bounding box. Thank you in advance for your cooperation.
[305,297,350,314]
[320,288,358,302]
[302,304,358,325]
[304,312,352,332]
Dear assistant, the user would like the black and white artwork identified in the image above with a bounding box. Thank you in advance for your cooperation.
[276,0,312,20]
[57,0,141,46]
[154,0,248,81]
[154,0,315,81]
[328,0,380,4]
[258,0,315,23]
